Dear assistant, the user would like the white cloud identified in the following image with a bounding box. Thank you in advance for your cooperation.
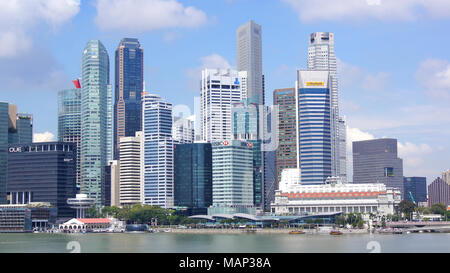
[0,0,80,58]
[338,58,390,91]
[33,132,55,143]
[398,142,433,168]
[416,58,450,100]
[95,0,207,32]
[185,54,232,91]
[282,0,450,22]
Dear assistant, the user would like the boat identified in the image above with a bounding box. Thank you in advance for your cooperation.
[330,230,343,235]
[289,230,305,234]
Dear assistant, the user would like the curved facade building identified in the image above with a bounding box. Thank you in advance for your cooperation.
[80,40,111,207]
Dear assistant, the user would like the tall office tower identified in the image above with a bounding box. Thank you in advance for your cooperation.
[209,140,254,215]
[107,160,120,206]
[114,38,144,160]
[442,170,450,185]
[403,177,427,204]
[352,138,404,194]
[296,70,332,184]
[307,32,343,179]
[273,88,298,186]
[232,100,263,210]
[119,131,142,205]
[80,40,110,207]
[106,84,113,162]
[200,69,247,142]
[142,94,173,208]
[0,102,33,204]
[237,20,263,105]
[428,177,450,206]
[338,117,347,182]
[0,103,9,203]
[174,143,213,215]
[58,84,82,188]
[172,116,194,144]
[7,142,77,218]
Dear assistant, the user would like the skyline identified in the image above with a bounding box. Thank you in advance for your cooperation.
[1,0,450,184]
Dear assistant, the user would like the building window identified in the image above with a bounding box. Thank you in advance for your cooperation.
[384,167,394,177]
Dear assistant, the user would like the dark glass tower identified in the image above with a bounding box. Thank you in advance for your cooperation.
[174,143,212,215]
[114,38,144,160]
[403,177,427,203]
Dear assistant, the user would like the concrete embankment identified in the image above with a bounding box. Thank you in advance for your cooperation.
[162,228,369,234]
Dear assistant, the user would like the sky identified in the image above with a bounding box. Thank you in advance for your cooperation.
[1,0,450,184]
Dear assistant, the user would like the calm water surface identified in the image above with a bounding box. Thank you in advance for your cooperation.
[0,233,449,253]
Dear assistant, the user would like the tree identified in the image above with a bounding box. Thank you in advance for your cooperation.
[431,203,447,216]
[398,200,415,220]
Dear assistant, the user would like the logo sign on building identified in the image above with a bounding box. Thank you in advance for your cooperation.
[247,142,253,148]
[222,141,229,146]
[9,147,22,153]
[306,82,324,86]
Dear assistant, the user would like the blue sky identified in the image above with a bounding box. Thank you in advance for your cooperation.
[1,0,450,184]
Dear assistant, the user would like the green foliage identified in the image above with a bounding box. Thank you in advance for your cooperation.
[430,203,447,216]
[398,200,416,220]
[98,205,191,225]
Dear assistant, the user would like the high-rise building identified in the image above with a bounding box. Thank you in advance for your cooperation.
[119,131,142,205]
[338,117,347,183]
[6,142,77,218]
[114,38,144,160]
[352,138,404,194]
[80,40,111,207]
[428,177,450,207]
[232,100,264,210]
[58,84,82,188]
[0,102,33,204]
[442,170,450,185]
[107,160,120,207]
[174,143,212,215]
[200,69,247,142]
[296,70,332,184]
[237,20,263,105]
[273,88,298,186]
[142,93,173,208]
[307,32,344,180]
[209,140,254,215]
[172,116,194,144]
[403,177,427,203]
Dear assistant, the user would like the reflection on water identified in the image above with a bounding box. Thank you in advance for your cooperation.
[0,233,448,253]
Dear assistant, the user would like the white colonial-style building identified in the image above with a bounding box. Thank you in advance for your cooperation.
[271,175,401,217]
[59,218,112,232]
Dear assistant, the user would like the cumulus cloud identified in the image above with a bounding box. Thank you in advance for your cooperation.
[398,142,433,168]
[416,58,450,100]
[0,0,80,58]
[282,0,450,22]
[33,132,55,143]
[185,54,233,91]
[338,59,390,91]
[95,0,208,32]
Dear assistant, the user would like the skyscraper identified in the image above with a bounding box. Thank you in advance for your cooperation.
[174,143,212,215]
[0,102,33,204]
[142,93,173,208]
[200,69,247,142]
[209,140,254,215]
[428,177,450,207]
[119,131,142,206]
[237,20,263,105]
[58,84,82,188]
[172,116,194,144]
[296,70,332,184]
[352,138,404,194]
[273,88,298,185]
[307,32,345,180]
[80,40,111,207]
[114,38,144,160]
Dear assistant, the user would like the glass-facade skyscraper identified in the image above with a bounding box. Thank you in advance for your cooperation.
[174,143,212,215]
[58,87,82,188]
[0,103,8,204]
[142,93,173,208]
[114,38,144,160]
[80,40,111,207]
[403,177,427,203]
[296,70,332,184]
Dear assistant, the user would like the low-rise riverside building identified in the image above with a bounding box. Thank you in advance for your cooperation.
[0,203,57,232]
